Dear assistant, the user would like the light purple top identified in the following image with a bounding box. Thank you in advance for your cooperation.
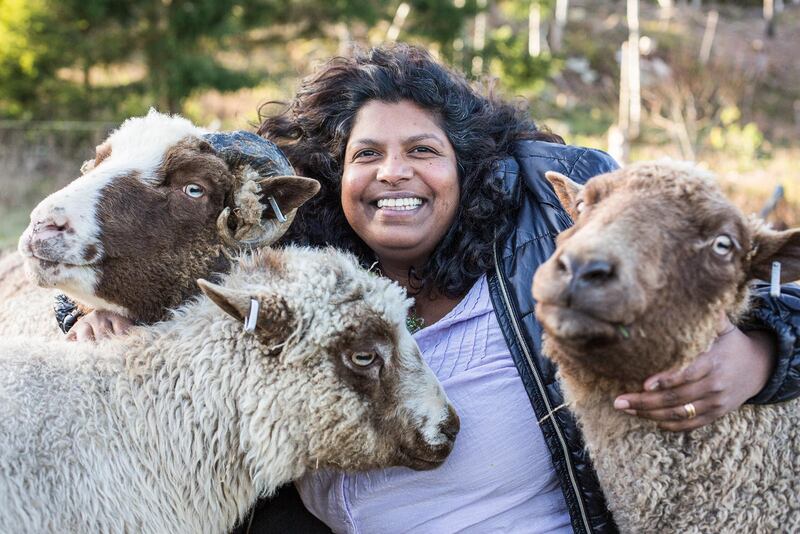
[296,275,571,533]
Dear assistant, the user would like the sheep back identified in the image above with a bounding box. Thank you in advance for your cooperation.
[0,250,62,339]
[566,383,800,533]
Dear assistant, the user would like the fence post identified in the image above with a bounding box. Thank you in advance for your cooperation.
[699,10,719,65]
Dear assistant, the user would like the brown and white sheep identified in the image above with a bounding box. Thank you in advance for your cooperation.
[532,160,800,533]
[0,246,460,533]
[9,110,318,333]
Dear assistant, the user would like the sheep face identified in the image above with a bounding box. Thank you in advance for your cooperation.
[199,248,460,476]
[17,111,319,323]
[533,161,800,385]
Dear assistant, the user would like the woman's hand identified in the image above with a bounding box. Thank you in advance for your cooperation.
[613,312,777,431]
[66,310,135,342]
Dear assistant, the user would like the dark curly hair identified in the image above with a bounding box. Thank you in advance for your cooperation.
[258,44,563,298]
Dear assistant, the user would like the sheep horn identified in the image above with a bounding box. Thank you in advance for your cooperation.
[216,206,294,250]
[216,207,240,249]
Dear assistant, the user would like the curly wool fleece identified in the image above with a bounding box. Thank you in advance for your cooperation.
[536,160,800,533]
[0,246,456,534]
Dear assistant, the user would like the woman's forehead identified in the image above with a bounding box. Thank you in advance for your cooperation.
[349,100,447,141]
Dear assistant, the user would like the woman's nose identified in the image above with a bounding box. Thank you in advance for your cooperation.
[377,156,413,185]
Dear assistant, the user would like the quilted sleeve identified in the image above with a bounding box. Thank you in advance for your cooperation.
[54,294,83,334]
[741,281,800,404]
[569,147,620,185]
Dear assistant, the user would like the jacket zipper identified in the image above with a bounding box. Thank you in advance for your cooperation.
[492,241,592,533]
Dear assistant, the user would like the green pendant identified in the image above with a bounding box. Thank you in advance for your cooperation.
[406,313,425,334]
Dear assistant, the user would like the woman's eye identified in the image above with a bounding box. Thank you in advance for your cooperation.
[411,146,436,155]
[711,234,734,256]
[354,149,379,160]
[350,352,377,367]
[183,183,205,198]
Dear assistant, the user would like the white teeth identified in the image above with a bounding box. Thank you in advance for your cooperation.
[376,197,423,210]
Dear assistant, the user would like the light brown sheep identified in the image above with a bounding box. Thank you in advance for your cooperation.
[532,160,800,533]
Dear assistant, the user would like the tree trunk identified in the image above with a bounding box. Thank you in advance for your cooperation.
[764,0,776,38]
[386,3,411,42]
[472,0,488,75]
[626,0,641,139]
[550,0,569,53]
[699,10,718,65]
[529,2,541,57]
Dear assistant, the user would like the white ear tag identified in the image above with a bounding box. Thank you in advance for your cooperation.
[771,261,781,298]
[244,298,260,333]
[267,196,287,223]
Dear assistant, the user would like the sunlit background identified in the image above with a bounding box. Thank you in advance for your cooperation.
[1,0,798,247]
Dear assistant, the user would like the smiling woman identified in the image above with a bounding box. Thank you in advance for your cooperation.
[341,100,460,322]
[250,44,800,534]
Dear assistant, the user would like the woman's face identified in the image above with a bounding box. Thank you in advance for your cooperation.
[341,100,460,268]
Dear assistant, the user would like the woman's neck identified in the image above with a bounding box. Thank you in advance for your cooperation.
[376,256,462,328]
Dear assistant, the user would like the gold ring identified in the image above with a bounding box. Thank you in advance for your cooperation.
[683,402,697,420]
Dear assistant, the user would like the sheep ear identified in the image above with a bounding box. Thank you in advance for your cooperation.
[545,171,584,219]
[80,141,112,175]
[256,175,320,221]
[197,279,293,340]
[80,159,96,175]
[748,224,800,282]
[197,279,248,321]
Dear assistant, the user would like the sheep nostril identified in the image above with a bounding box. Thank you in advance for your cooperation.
[574,260,615,287]
[439,408,460,441]
[33,220,71,237]
[556,255,571,274]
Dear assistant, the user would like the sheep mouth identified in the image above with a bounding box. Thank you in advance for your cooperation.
[537,303,629,344]
[396,447,450,471]
[31,255,94,268]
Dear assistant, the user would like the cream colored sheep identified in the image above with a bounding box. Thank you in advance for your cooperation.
[533,160,800,533]
[0,250,61,337]
[0,246,459,533]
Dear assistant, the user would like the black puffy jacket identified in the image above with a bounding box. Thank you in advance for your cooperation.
[235,140,800,533]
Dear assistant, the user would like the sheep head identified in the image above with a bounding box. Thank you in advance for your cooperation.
[532,160,800,388]
[18,110,319,324]
[197,248,460,480]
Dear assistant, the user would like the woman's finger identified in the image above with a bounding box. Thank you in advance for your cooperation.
[69,322,96,342]
[109,315,134,335]
[642,350,715,392]
[94,319,114,340]
[615,377,713,412]
[627,397,714,422]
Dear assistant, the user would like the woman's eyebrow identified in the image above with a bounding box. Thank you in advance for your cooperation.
[349,138,383,148]
[404,133,445,145]
[348,133,445,149]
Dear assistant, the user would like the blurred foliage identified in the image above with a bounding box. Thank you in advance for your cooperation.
[0,0,564,120]
[708,106,766,164]
[0,0,798,152]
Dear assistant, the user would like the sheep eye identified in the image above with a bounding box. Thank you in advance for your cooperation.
[350,352,376,367]
[183,183,205,198]
[711,234,734,256]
